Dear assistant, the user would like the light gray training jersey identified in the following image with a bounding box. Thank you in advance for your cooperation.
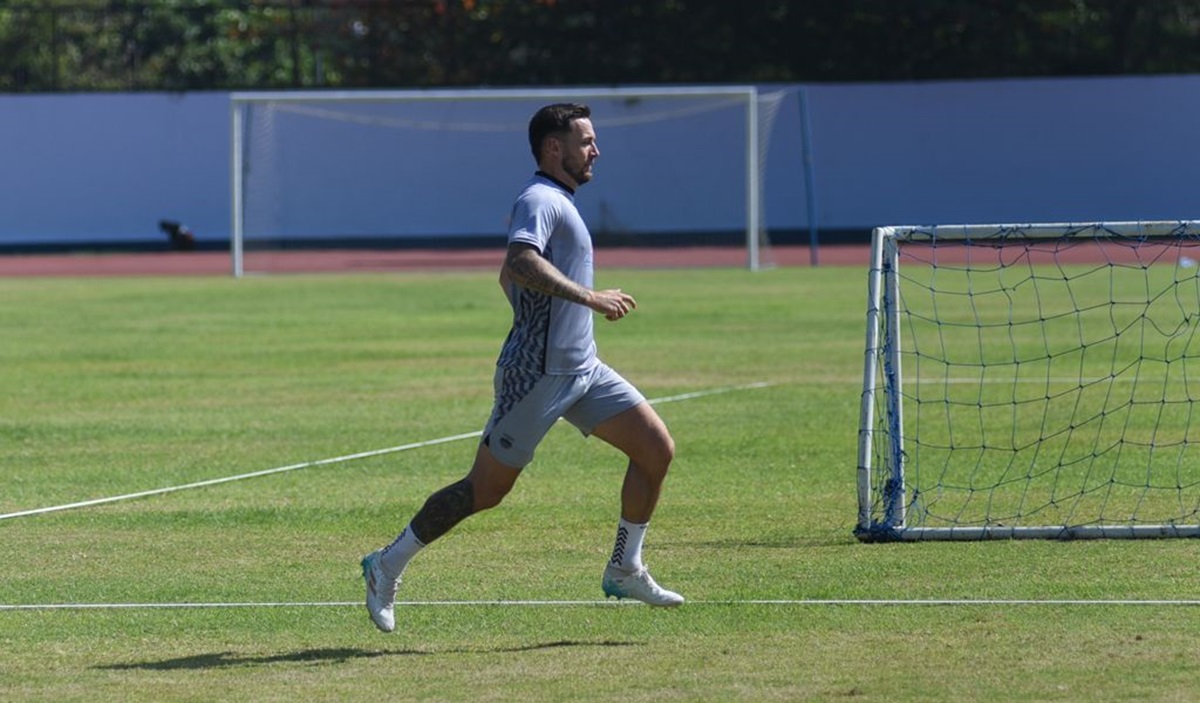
[497,172,598,375]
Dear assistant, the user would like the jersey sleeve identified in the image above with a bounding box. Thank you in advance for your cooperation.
[508,191,560,253]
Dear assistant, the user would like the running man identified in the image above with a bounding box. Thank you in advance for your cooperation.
[361,103,682,633]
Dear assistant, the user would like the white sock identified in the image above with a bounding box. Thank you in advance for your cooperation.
[378,523,425,581]
[609,518,648,572]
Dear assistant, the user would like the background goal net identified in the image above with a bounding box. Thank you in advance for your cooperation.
[230,86,788,277]
[857,221,1200,540]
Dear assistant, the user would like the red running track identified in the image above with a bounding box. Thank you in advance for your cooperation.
[0,245,867,278]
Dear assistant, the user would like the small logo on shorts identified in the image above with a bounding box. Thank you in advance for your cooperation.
[499,435,514,450]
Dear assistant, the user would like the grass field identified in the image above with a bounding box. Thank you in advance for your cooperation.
[1,265,1198,702]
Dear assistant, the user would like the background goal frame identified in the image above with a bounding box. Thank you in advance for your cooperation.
[857,220,1200,541]
[229,85,770,278]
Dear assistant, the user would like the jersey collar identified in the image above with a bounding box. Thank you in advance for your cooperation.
[534,170,575,196]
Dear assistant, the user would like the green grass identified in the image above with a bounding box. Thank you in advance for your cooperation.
[1,266,1198,702]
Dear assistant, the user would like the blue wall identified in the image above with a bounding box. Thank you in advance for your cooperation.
[0,92,230,246]
[803,75,1198,228]
[0,75,1196,249]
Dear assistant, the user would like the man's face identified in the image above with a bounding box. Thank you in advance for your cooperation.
[555,118,599,188]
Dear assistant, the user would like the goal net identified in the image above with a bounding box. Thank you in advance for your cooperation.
[229,86,788,277]
[857,221,1200,541]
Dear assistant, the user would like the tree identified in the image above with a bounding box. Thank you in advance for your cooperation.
[1,1,1199,93]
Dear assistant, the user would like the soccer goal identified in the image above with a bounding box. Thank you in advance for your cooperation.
[229,86,789,277]
[857,221,1200,541]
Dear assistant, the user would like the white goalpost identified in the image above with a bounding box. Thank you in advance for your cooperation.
[229,86,787,277]
[858,221,1200,541]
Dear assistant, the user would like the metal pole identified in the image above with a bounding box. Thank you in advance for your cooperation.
[798,87,820,266]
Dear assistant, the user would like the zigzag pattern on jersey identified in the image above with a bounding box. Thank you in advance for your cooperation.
[498,286,552,372]
[492,365,541,423]
[609,525,629,567]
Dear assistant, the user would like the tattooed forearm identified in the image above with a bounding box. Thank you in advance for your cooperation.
[409,478,475,544]
[504,245,591,305]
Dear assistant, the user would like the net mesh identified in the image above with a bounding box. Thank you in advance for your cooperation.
[864,225,1200,538]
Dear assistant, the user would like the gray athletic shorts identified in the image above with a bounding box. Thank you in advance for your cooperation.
[482,361,646,469]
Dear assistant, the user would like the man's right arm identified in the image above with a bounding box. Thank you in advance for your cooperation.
[502,243,636,321]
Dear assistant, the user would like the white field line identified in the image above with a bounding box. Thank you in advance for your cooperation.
[0,432,481,521]
[0,381,774,522]
[3,598,1199,611]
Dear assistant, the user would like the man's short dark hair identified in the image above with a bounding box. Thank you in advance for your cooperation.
[528,103,591,161]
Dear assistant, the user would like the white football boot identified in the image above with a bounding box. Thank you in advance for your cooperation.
[361,549,399,632]
[602,564,684,607]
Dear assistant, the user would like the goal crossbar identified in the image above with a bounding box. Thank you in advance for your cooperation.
[877,220,1200,243]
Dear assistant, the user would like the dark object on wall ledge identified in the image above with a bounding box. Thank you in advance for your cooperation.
[158,220,195,251]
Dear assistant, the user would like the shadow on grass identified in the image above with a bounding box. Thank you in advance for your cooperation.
[96,640,641,671]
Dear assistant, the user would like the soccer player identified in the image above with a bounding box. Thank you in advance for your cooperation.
[360,103,684,632]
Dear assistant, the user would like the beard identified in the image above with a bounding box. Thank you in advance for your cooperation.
[563,156,593,186]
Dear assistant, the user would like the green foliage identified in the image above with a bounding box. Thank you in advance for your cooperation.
[2,1,1200,92]
[0,268,1198,701]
